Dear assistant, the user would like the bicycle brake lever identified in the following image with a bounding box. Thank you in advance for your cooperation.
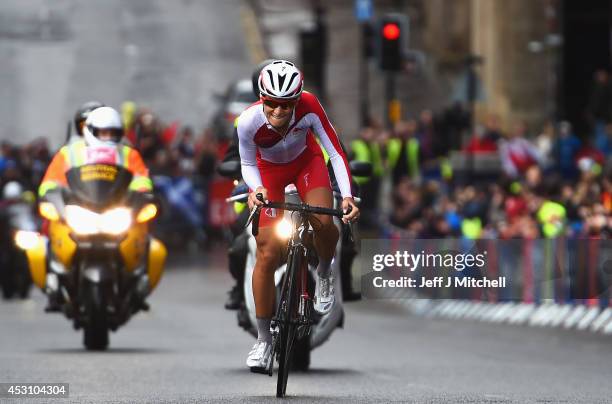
[245,193,266,233]
[249,193,266,237]
[245,206,257,228]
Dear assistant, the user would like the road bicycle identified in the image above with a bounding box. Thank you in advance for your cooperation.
[247,193,349,397]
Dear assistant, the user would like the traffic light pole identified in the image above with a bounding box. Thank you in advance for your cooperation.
[385,72,396,129]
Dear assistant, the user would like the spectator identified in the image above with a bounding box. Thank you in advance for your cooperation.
[135,109,164,164]
[350,125,384,229]
[552,121,581,179]
[535,121,555,168]
[388,119,420,187]
[576,137,606,170]
[483,113,504,144]
[176,126,196,174]
[390,178,422,229]
[499,121,541,178]
[417,109,437,163]
[29,138,51,186]
[536,177,567,238]
[595,122,612,157]
[523,165,543,193]
[582,203,609,237]
[560,182,582,234]
[195,128,219,181]
[150,149,172,177]
[121,101,138,145]
[464,124,498,154]
[439,101,470,151]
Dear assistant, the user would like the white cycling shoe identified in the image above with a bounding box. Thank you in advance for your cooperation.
[246,341,272,372]
[314,275,335,315]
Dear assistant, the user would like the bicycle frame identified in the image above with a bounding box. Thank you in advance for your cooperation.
[246,195,346,397]
[269,210,313,396]
[287,212,313,332]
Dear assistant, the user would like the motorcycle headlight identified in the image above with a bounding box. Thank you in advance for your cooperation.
[14,230,41,250]
[275,219,293,240]
[99,207,132,235]
[65,205,99,235]
[65,205,132,235]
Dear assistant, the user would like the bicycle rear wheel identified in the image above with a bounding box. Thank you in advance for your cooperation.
[276,248,302,397]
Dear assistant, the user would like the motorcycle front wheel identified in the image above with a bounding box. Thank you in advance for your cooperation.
[83,283,109,351]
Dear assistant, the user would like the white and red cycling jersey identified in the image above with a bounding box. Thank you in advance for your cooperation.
[237,91,352,199]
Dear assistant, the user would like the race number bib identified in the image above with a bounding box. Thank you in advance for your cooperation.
[86,146,118,165]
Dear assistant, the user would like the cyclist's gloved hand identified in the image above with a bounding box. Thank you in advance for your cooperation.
[248,186,268,210]
[341,197,359,224]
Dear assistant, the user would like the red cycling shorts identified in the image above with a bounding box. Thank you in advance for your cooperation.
[256,148,331,227]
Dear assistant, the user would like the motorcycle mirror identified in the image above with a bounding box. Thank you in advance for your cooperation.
[349,160,373,178]
[217,160,241,179]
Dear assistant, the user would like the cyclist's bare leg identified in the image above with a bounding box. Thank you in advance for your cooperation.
[253,227,282,341]
[304,187,339,277]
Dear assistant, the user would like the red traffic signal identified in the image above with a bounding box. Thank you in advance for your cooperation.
[382,23,400,41]
[379,15,406,71]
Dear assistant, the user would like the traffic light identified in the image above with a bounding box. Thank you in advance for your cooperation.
[300,26,326,95]
[362,22,374,59]
[378,14,406,71]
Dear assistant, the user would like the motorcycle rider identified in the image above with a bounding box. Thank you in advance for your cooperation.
[69,101,106,142]
[40,106,152,198]
[0,181,35,299]
[38,106,153,309]
[223,59,274,310]
[238,60,359,371]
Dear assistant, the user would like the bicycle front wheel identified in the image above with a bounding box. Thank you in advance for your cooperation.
[276,247,303,397]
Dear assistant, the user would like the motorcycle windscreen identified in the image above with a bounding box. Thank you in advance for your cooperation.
[65,164,133,210]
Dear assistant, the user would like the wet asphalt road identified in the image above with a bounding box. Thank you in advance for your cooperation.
[1,254,611,403]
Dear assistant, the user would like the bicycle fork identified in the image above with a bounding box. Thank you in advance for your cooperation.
[299,253,315,343]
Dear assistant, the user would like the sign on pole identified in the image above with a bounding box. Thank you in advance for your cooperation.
[355,0,372,22]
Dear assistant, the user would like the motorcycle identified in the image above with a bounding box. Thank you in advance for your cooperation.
[25,162,166,350]
[0,182,38,299]
[219,159,371,370]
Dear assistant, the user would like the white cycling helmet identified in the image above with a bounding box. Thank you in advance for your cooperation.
[83,106,124,147]
[258,60,303,100]
[3,181,22,200]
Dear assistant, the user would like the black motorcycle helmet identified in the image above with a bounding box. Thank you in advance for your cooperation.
[251,59,275,98]
[73,101,105,136]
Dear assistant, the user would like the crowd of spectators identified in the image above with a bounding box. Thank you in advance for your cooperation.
[358,97,612,240]
[0,138,51,195]
[3,77,612,246]
[120,106,225,181]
